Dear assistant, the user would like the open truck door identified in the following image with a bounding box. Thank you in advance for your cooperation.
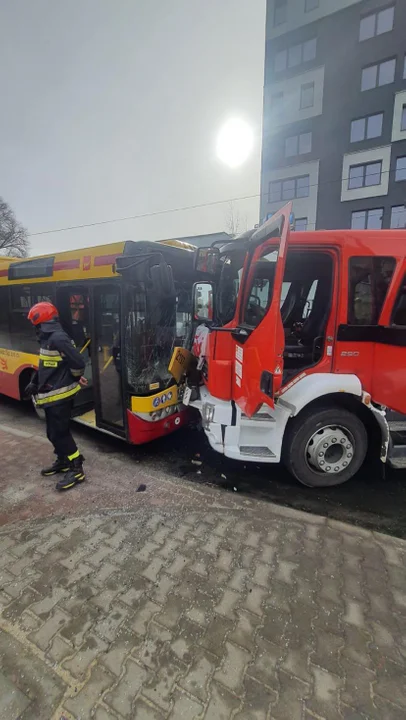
[231,203,292,418]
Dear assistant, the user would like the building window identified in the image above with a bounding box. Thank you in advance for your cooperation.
[274,0,287,26]
[351,209,383,229]
[395,156,406,182]
[402,105,406,132]
[285,131,312,157]
[275,38,316,72]
[361,58,396,91]
[348,161,382,189]
[275,49,287,72]
[305,0,319,12]
[350,113,383,142]
[300,82,314,109]
[348,256,396,325]
[269,174,310,202]
[391,206,406,228]
[295,217,308,231]
[359,6,394,42]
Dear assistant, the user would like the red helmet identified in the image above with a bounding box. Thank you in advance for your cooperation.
[28,301,58,326]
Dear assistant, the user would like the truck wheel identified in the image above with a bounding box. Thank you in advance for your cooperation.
[283,407,367,487]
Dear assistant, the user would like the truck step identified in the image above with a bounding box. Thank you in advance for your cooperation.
[387,444,406,470]
[239,446,276,458]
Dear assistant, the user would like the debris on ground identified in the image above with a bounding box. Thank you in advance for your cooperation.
[136,484,147,492]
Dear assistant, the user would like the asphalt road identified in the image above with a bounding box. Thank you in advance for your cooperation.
[2,394,406,538]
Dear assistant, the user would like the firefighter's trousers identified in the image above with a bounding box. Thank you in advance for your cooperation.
[45,400,78,458]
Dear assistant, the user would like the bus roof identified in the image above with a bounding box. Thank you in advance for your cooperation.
[0,238,195,286]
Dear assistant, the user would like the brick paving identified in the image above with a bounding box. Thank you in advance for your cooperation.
[1,424,406,719]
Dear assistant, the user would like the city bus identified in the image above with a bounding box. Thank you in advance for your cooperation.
[0,239,196,444]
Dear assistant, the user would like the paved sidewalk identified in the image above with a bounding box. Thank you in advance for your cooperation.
[1,507,406,718]
[1,422,406,719]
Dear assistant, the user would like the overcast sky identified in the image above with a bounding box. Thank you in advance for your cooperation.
[0,0,266,256]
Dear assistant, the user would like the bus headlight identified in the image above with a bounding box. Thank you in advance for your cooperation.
[202,403,215,429]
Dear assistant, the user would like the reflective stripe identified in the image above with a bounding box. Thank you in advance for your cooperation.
[39,348,63,358]
[70,368,83,377]
[36,383,81,405]
[39,355,63,362]
[68,450,80,461]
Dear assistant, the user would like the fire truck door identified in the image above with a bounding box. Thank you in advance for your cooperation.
[371,259,406,414]
[231,203,291,417]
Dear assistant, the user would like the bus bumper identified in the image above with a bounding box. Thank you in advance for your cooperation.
[126,407,189,445]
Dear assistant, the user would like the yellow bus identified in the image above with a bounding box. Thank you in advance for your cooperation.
[0,239,196,444]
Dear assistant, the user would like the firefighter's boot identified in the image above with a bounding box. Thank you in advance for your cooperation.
[41,456,70,476]
[56,454,86,491]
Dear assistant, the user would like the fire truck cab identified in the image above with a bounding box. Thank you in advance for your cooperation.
[183,203,406,487]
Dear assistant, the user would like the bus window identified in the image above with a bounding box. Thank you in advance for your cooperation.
[10,285,38,353]
[0,287,10,350]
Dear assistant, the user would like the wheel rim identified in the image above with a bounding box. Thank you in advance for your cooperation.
[305,424,355,475]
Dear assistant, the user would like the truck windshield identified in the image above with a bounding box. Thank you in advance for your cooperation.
[124,283,192,394]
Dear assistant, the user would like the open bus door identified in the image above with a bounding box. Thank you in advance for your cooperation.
[231,203,292,418]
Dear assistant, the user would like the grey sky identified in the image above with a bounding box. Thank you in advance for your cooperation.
[0,0,266,256]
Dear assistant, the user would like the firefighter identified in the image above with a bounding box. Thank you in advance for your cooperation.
[27,301,88,491]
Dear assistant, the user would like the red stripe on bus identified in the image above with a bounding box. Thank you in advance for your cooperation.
[0,269,7,277]
[93,254,118,267]
[54,259,81,271]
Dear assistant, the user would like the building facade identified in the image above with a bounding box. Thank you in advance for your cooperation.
[260,0,406,231]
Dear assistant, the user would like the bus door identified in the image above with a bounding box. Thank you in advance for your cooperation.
[92,284,125,432]
[55,285,94,412]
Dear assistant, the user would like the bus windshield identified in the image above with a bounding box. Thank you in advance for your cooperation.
[124,282,192,394]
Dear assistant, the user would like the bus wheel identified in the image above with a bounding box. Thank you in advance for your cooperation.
[283,407,367,488]
[32,398,46,422]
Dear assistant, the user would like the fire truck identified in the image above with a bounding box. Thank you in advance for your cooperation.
[178,202,406,487]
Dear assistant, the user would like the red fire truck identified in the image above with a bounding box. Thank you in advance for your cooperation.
[179,203,406,487]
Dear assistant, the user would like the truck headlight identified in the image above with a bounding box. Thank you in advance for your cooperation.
[202,403,215,429]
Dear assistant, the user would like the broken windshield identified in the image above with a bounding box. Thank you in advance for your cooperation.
[124,283,192,394]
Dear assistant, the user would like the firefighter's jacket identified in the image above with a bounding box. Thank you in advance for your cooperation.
[35,321,86,408]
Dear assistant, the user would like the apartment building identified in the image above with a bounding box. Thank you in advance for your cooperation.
[260,0,406,230]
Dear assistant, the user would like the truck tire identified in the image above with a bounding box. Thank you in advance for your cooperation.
[282,406,368,487]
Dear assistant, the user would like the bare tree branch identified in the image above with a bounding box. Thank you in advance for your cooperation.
[225,200,248,238]
[0,197,29,258]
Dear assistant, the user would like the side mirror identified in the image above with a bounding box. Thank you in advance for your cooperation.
[150,261,175,298]
[194,247,220,274]
[193,282,214,322]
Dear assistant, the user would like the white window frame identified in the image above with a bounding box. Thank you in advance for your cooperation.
[341,146,391,202]
[269,174,311,203]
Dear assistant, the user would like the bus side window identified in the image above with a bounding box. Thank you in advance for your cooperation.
[391,274,406,326]
[348,256,396,325]
[0,287,10,349]
[10,285,38,353]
